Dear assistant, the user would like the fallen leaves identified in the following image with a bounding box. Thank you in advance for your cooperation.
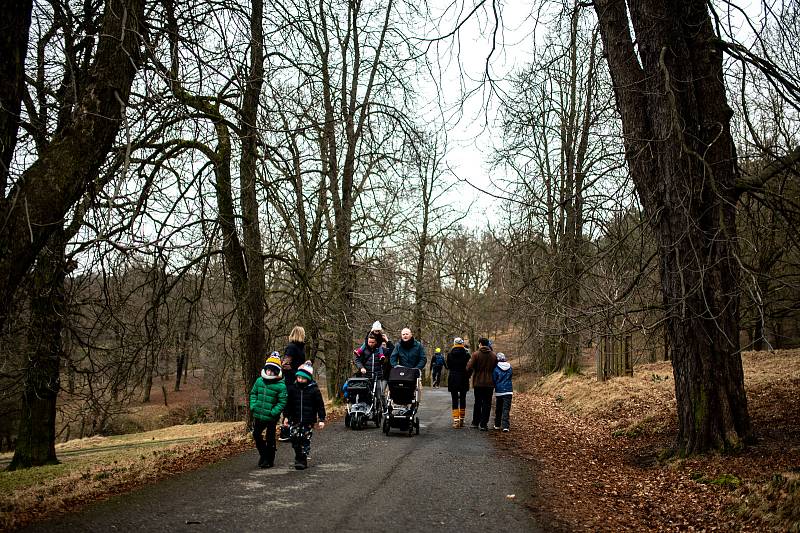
[498,349,800,532]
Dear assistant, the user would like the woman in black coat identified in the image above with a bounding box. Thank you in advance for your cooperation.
[446,337,471,428]
[279,325,307,440]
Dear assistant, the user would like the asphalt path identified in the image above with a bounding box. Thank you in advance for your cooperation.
[22,387,541,532]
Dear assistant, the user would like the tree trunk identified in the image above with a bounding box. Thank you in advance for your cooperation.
[9,227,67,470]
[594,0,751,453]
[236,0,267,406]
[0,0,33,198]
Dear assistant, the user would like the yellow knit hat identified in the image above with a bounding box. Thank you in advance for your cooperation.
[265,352,282,368]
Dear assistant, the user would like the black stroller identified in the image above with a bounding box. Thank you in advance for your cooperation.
[382,366,420,436]
[343,374,382,430]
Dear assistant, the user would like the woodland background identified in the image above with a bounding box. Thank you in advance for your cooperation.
[0,0,798,469]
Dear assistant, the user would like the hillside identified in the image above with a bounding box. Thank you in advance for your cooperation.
[504,349,800,532]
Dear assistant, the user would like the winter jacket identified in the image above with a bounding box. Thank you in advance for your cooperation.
[354,344,386,379]
[430,353,445,369]
[364,331,394,377]
[285,380,326,426]
[282,341,306,387]
[493,361,513,395]
[390,338,427,369]
[467,346,497,388]
[446,346,471,392]
[249,377,287,422]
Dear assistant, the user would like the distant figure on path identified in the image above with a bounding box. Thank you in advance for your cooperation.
[493,352,513,432]
[284,362,326,470]
[467,337,497,431]
[446,337,471,428]
[249,355,287,468]
[430,348,445,388]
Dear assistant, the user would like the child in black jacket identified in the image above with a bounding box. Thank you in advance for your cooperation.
[283,361,326,470]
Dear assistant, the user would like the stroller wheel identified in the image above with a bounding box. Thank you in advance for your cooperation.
[374,412,381,427]
[344,413,351,427]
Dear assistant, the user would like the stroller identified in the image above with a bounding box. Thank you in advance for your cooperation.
[382,366,420,436]
[343,374,383,430]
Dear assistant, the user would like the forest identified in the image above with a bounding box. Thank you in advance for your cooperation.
[0,0,798,509]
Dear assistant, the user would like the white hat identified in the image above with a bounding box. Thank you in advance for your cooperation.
[371,321,382,331]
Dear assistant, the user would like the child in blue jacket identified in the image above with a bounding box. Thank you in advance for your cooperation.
[492,352,513,432]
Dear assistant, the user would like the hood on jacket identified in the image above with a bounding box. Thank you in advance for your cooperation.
[497,361,511,371]
[479,346,493,353]
[261,367,283,380]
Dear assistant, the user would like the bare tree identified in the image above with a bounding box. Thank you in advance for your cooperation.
[592,0,752,452]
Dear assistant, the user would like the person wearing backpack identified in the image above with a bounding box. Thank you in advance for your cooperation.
[249,355,287,468]
[430,348,445,388]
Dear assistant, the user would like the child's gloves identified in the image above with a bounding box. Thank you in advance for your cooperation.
[318,421,325,429]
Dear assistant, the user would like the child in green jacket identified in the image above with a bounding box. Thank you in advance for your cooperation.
[249,354,287,468]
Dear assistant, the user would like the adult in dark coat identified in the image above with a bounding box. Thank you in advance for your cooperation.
[364,320,394,378]
[466,337,497,430]
[283,325,307,384]
[446,337,471,428]
[279,325,307,440]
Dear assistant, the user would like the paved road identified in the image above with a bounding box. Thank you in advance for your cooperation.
[23,388,540,532]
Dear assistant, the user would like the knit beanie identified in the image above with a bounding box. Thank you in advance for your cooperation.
[262,353,283,380]
[453,337,464,347]
[496,352,507,362]
[296,361,314,381]
[371,320,382,332]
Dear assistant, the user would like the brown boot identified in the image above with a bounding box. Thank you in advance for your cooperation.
[458,408,466,428]
[452,409,460,428]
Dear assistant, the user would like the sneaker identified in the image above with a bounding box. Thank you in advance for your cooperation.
[493,425,501,430]
[479,426,488,431]
[502,428,510,433]
[470,424,479,429]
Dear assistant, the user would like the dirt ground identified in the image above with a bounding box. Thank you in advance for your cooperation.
[503,349,800,532]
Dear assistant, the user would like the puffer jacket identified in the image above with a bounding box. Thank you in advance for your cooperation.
[354,344,386,379]
[467,346,497,388]
[446,346,471,392]
[390,338,427,369]
[285,380,326,426]
[493,361,513,395]
[249,377,287,422]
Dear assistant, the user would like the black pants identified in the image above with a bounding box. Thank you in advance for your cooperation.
[252,418,277,466]
[494,395,512,429]
[432,366,443,386]
[472,387,494,428]
[290,424,313,461]
[450,390,467,409]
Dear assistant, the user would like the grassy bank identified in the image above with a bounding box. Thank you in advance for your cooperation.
[501,349,800,532]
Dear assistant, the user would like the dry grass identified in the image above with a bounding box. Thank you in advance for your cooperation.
[504,349,800,532]
[0,422,250,531]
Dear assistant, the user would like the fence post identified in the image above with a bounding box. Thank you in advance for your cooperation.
[624,335,633,377]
